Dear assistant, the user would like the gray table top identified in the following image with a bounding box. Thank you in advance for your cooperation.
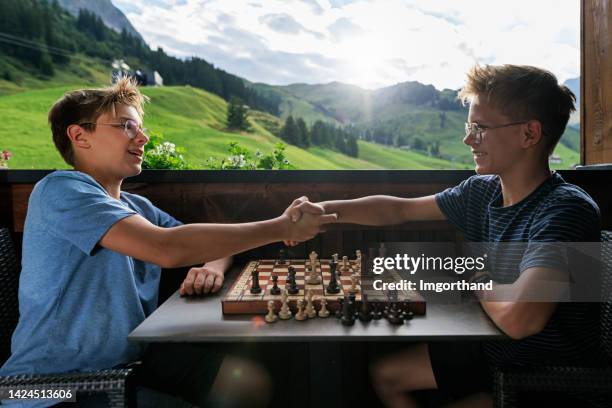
[129,268,504,343]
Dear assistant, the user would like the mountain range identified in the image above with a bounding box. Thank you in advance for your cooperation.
[49,0,143,42]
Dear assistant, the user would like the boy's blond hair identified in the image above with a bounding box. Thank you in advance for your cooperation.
[48,76,149,166]
[458,64,576,156]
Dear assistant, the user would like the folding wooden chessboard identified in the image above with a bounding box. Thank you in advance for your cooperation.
[222,259,425,315]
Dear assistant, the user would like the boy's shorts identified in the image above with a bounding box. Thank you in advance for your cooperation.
[428,340,492,399]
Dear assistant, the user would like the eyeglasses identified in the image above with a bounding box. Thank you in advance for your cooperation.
[464,121,527,144]
[79,119,149,140]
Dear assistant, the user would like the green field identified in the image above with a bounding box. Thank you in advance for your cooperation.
[0,82,579,170]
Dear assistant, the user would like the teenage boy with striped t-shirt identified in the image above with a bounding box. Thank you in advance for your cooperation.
[289,64,602,407]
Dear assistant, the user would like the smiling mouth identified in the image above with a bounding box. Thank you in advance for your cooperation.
[128,149,143,158]
[473,152,486,157]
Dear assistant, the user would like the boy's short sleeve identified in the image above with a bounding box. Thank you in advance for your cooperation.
[519,197,601,273]
[37,174,137,256]
[435,177,473,233]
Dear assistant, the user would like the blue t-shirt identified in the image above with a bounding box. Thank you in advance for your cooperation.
[0,171,181,379]
[436,172,603,366]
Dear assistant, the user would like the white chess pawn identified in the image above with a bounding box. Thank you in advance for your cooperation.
[318,298,330,318]
[265,300,278,323]
[295,299,307,321]
[349,274,359,294]
[279,290,292,320]
[332,253,339,263]
[342,256,349,273]
[305,290,316,318]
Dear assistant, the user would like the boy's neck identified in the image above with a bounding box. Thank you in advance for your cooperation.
[498,163,552,207]
[74,165,123,199]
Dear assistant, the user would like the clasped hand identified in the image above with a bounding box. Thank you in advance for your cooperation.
[283,196,334,246]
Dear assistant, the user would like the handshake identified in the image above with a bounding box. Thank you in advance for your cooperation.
[281,196,337,245]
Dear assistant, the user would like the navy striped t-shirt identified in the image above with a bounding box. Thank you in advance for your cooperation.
[436,172,603,366]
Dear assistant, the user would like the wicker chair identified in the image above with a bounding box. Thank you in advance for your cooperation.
[493,230,612,408]
[0,228,136,407]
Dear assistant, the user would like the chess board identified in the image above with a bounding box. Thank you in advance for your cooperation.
[222,259,425,315]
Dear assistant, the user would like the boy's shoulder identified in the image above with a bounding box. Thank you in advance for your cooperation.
[542,175,600,215]
[33,170,104,196]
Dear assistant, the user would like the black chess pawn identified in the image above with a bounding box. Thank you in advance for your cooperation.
[386,302,403,325]
[335,297,344,318]
[250,270,262,294]
[358,294,372,322]
[371,303,383,320]
[270,274,281,295]
[341,296,355,326]
[287,266,299,295]
[326,261,341,294]
[402,301,414,321]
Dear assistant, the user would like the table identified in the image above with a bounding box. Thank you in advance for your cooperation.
[129,266,504,406]
[129,267,503,343]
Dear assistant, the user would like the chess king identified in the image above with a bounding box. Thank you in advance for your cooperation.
[287,65,603,407]
[0,77,337,407]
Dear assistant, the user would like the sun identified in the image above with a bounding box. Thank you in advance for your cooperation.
[339,35,392,89]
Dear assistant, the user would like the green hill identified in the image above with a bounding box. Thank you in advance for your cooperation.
[0,84,472,170]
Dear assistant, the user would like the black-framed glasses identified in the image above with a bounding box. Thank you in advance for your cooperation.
[464,121,527,144]
[79,119,149,140]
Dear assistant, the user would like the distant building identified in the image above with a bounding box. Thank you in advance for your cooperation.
[111,60,163,86]
[549,154,562,164]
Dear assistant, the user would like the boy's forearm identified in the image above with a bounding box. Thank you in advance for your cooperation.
[163,217,287,267]
[205,256,233,274]
[321,196,409,225]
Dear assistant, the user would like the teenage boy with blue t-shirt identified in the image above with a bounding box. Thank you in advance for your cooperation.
[288,65,603,408]
[0,77,336,407]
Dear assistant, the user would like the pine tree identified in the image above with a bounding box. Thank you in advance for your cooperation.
[281,116,300,146]
[296,118,310,148]
[227,98,249,130]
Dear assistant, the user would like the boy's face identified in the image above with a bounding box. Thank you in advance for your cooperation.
[82,104,148,179]
[463,95,527,176]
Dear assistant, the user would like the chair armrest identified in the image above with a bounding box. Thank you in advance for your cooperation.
[494,366,612,393]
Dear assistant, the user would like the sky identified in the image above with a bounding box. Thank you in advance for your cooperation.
[112,0,580,91]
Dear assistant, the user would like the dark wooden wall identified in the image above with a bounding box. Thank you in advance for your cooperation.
[582,0,612,164]
[2,170,611,262]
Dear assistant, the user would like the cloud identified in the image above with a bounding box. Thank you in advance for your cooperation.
[116,0,580,90]
[327,17,365,41]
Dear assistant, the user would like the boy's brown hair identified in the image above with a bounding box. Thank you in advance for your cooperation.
[458,64,576,156]
[48,76,149,166]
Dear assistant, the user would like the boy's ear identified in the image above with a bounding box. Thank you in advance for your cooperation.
[66,124,92,149]
[521,120,543,148]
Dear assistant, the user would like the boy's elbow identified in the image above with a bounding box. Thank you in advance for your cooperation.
[498,310,547,340]
[152,229,182,268]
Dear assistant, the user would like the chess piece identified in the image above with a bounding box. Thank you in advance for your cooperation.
[371,303,383,320]
[306,258,321,285]
[401,301,414,321]
[287,266,299,295]
[341,256,349,273]
[309,251,318,265]
[270,274,281,295]
[341,296,355,326]
[358,294,372,322]
[305,290,316,318]
[265,300,278,323]
[318,298,330,318]
[250,270,262,294]
[332,253,339,263]
[279,290,292,320]
[326,261,340,294]
[349,274,359,294]
[386,302,404,325]
[278,249,286,265]
[295,299,307,321]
